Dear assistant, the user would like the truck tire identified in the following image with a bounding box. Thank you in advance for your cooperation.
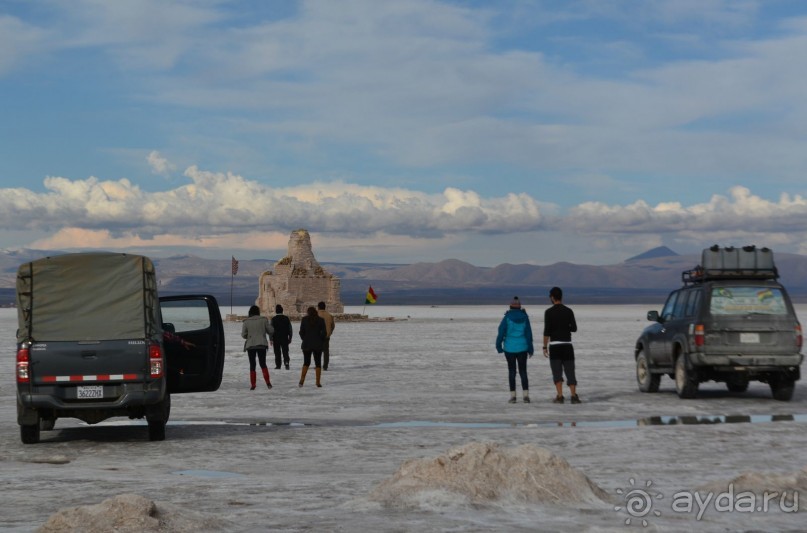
[770,377,795,401]
[40,418,56,431]
[21,423,41,444]
[636,350,660,392]
[675,354,699,399]
[147,393,171,441]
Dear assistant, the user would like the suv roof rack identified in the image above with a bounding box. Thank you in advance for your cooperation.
[682,245,779,285]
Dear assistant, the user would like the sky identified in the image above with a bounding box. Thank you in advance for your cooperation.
[2,0,807,267]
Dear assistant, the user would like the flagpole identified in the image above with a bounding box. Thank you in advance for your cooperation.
[230,270,234,316]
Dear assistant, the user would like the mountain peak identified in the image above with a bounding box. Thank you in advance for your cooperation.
[626,246,679,262]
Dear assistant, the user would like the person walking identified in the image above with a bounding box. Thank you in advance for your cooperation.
[317,301,336,370]
[542,286,580,404]
[495,296,534,404]
[241,305,274,390]
[271,304,293,370]
[298,306,327,387]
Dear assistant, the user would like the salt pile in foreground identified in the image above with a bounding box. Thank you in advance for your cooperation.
[369,441,611,508]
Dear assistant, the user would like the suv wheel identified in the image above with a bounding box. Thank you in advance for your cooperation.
[636,350,660,392]
[146,393,171,442]
[674,354,699,399]
[769,376,795,401]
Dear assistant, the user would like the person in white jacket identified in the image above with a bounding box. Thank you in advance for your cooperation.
[241,305,274,390]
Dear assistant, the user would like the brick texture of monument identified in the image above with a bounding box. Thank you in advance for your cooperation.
[256,229,344,317]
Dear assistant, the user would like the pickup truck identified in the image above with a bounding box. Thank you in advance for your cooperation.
[15,252,225,443]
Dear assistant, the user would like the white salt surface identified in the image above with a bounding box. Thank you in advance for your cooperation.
[1,304,806,532]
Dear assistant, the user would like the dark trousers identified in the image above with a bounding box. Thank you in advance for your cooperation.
[273,342,290,368]
[549,344,577,385]
[322,338,331,369]
[302,350,322,368]
[247,348,268,371]
[504,352,529,392]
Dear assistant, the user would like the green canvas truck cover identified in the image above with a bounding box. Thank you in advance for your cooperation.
[16,252,160,343]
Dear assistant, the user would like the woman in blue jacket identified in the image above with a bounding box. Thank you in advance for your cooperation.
[495,297,534,403]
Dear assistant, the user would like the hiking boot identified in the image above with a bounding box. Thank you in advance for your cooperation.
[508,397,517,404]
[570,394,581,404]
[523,396,531,404]
[553,395,564,404]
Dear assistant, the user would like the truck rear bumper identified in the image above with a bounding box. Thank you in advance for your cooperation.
[18,382,165,418]
[691,353,802,369]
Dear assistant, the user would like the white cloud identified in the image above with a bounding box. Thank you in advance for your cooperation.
[147,150,175,175]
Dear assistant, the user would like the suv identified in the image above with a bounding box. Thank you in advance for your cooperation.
[15,252,226,443]
[634,245,802,401]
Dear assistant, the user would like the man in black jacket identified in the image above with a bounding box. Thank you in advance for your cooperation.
[271,305,293,369]
[542,287,580,404]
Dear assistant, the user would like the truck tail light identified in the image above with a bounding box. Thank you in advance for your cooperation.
[694,324,705,347]
[149,343,164,378]
[797,324,803,350]
[16,346,31,383]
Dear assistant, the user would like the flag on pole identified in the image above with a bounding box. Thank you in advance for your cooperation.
[231,256,239,276]
[365,285,377,304]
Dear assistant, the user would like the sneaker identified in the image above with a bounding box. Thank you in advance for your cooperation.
[570,394,581,404]
[553,395,564,404]
[508,397,517,404]
[523,396,531,404]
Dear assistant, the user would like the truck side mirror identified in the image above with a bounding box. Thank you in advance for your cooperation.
[647,310,660,322]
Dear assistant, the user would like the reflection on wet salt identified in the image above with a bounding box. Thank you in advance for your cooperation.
[172,470,245,478]
[372,414,807,429]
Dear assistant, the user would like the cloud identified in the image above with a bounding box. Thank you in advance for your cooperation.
[147,150,175,175]
[0,167,546,239]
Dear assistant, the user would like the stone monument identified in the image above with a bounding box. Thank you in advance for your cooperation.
[256,229,344,317]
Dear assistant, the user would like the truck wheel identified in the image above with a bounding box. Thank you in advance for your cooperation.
[636,351,660,392]
[770,377,795,401]
[146,393,171,441]
[148,420,166,441]
[674,354,698,399]
[725,376,749,393]
[21,423,41,444]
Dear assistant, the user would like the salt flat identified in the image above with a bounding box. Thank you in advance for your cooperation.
[1,304,805,532]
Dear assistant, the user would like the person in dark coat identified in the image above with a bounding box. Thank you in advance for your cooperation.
[271,304,293,370]
[298,306,327,387]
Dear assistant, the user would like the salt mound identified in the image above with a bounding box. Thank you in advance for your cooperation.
[37,493,231,533]
[697,466,807,510]
[368,441,610,508]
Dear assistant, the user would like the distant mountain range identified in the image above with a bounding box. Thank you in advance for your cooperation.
[3,246,807,306]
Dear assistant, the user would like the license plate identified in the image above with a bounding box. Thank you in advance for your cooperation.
[739,332,760,343]
[77,385,103,399]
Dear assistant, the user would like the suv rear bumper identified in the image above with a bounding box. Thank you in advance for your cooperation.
[691,352,803,369]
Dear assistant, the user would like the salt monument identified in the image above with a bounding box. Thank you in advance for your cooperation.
[256,229,344,317]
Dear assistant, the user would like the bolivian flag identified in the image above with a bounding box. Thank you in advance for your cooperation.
[365,285,377,304]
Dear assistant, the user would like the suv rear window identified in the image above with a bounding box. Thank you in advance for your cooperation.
[710,286,789,316]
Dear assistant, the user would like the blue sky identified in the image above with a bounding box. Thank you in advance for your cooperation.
[2,0,807,266]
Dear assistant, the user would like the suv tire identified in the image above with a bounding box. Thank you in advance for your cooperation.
[146,393,171,442]
[636,350,660,393]
[675,354,699,399]
[769,376,795,402]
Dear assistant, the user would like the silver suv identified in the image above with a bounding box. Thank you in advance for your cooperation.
[634,245,803,401]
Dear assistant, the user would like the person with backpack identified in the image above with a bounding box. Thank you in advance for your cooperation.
[495,296,534,403]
